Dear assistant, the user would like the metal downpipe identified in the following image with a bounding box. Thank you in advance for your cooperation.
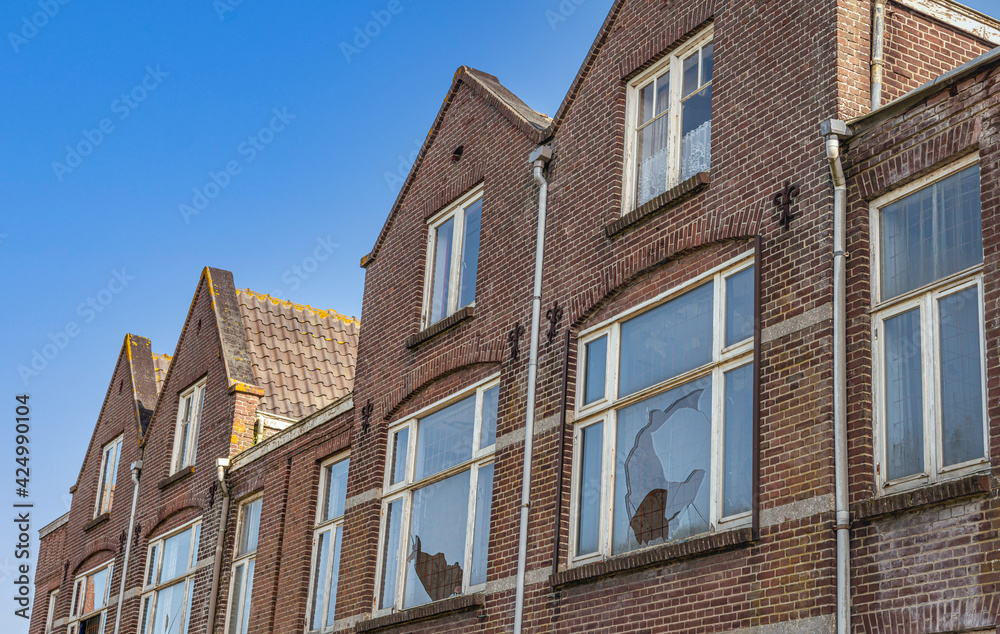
[206,458,231,634]
[112,460,142,634]
[872,0,888,109]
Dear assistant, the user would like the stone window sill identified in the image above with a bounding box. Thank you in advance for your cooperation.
[157,465,194,491]
[550,526,753,588]
[405,306,475,349]
[605,171,711,238]
[852,473,992,523]
[356,593,484,632]
[83,512,110,532]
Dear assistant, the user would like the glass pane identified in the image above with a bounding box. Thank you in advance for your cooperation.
[576,422,603,557]
[378,499,403,610]
[429,218,455,324]
[701,43,713,83]
[404,471,470,608]
[583,336,608,405]
[151,581,187,634]
[480,386,499,450]
[160,529,192,584]
[322,459,350,522]
[191,525,201,567]
[240,560,254,634]
[146,545,159,586]
[655,72,670,116]
[390,429,409,486]
[683,49,700,97]
[614,375,712,554]
[723,364,754,517]
[619,282,714,397]
[884,309,925,480]
[639,82,654,126]
[325,527,342,626]
[470,464,494,586]
[635,114,670,206]
[880,165,982,299]
[309,531,330,631]
[140,596,151,634]
[92,567,109,610]
[681,85,712,181]
[239,501,261,557]
[227,564,244,634]
[939,287,985,467]
[725,267,755,347]
[457,199,482,309]
[108,440,121,510]
[415,395,475,481]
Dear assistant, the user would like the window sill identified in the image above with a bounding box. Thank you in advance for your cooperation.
[852,473,992,523]
[550,526,753,588]
[357,593,484,632]
[606,171,711,238]
[83,512,111,532]
[157,466,195,491]
[405,306,475,349]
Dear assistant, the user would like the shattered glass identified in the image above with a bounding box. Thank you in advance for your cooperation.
[404,472,470,608]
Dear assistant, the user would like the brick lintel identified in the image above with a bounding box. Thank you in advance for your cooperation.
[550,527,754,588]
[83,512,111,532]
[356,593,484,632]
[852,473,992,523]
[605,171,711,238]
[157,465,195,491]
[405,306,475,349]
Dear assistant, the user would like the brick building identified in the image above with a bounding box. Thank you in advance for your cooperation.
[31,1,1000,633]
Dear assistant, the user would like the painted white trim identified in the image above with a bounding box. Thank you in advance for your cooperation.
[39,512,69,539]
[894,0,1000,44]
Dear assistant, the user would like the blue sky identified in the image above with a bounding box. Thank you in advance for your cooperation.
[0,0,996,629]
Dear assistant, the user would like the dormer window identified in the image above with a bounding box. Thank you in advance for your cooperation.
[95,436,123,516]
[423,186,483,327]
[172,379,206,473]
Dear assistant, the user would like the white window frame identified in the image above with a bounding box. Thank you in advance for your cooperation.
[94,435,123,517]
[138,519,202,634]
[68,560,114,634]
[421,185,484,328]
[305,453,350,633]
[171,379,206,474]
[569,253,754,566]
[373,376,499,616]
[45,588,59,634]
[225,495,262,634]
[622,26,713,213]
[870,154,988,495]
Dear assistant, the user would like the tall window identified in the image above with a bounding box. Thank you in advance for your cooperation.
[68,561,113,634]
[572,257,754,562]
[95,436,123,516]
[376,380,498,613]
[872,158,986,492]
[45,589,59,634]
[626,28,713,210]
[172,380,206,473]
[139,521,202,634]
[306,456,349,632]
[226,497,261,634]
[423,187,483,327]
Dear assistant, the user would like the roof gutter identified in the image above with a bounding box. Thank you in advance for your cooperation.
[513,144,552,634]
[112,460,142,634]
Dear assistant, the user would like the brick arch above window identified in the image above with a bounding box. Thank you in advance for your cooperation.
[143,503,204,542]
[71,548,117,578]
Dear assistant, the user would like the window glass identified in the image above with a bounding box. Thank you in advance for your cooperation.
[883,308,924,481]
[238,499,261,556]
[470,463,494,586]
[151,581,188,634]
[322,459,350,522]
[576,422,603,557]
[939,286,984,467]
[325,528,342,626]
[403,471,470,608]
[379,499,403,610]
[725,267,754,347]
[415,395,475,480]
[309,532,330,631]
[458,199,482,310]
[227,564,245,634]
[160,530,192,584]
[723,364,754,516]
[583,336,608,405]
[635,108,670,207]
[479,386,499,449]
[429,218,455,325]
[390,429,409,486]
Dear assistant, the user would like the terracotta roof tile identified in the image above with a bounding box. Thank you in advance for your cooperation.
[237,289,358,419]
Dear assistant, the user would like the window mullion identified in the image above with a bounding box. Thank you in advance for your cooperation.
[603,411,616,557]
[396,491,413,610]
[710,365,724,528]
[462,465,479,592]
[321,525,334,629]
[448,207,465,316]
[668,54,683,189]
[922,295,938,481]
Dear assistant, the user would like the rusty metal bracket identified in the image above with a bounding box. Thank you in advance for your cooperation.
[361,399,374,434]
[774,182,800,231]
[546,302,563,344]
[508,323,525,361]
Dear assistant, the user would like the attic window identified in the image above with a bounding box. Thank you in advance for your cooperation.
[171,379,206,474]
[422,186,483,328]
[451,146,464,163]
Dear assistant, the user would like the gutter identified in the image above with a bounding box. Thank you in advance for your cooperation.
[513,144,553,634]
[112,460,142,634]
[206,458,231,634]
[821,118,852,634]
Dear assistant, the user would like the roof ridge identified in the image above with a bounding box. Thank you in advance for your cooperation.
[460,65,552,130]
[239,288,360,326]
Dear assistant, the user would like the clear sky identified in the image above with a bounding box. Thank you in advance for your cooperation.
[1,0,996,630]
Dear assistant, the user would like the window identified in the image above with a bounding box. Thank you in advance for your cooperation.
[139,521,202,634]
[45,589,59,634]
[571,257,754,562]
[375,380,498,613]
[423,187,483,327]
[625,27,713,210]
[172,380,206,473]
[306,456,349,632]
[225,497,261,634]
[68,561,113,634]
[95,436,123,516]
[872,158,986,492]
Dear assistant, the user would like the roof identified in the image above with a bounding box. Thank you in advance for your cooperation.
[238,289,359,420]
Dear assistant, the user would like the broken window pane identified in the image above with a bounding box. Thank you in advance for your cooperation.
[576,422,603,557]
[415,395,475,480]
[378,499,402,610]
[613,375,712,554]
[480,386,499,450]
[584,336,608,405]
[723,364,753,517]
[470,463,494,586]
[404,471,470,608]
[725,267,754,347]
[884,308,924,480]
[939,286,985,467]
[619,282,714,397]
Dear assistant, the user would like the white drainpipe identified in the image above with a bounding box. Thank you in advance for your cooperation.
[872,0,888,109]
[513,144,552,634]
[823,119,851,634]
[112,460,142,634]
[206,458,231,634]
